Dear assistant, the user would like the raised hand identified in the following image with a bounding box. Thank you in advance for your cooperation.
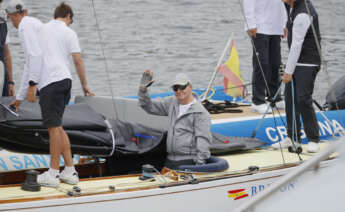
[139,69,154,90]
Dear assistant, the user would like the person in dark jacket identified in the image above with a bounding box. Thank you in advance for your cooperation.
[272,0,321,153]
[0,0,14,97]
[138,70,212,170]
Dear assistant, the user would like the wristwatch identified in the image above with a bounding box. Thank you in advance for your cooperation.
[29,80,37,86]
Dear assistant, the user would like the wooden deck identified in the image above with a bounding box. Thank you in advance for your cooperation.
[211,105,285,120]
[0,142,332,203]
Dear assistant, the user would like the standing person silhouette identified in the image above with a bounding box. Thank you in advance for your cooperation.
[243,0,287,114]
[272,0,321,153]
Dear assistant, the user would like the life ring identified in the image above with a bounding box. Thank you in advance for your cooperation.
[178,156,229,172]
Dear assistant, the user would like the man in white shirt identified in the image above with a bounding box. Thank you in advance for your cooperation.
[243,0,287,114]
[272,0,321,153]
[6,0,42,108]
[0,0,14,97]
[37,3,94,187]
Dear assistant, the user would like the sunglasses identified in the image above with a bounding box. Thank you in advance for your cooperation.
[172,83,189,92]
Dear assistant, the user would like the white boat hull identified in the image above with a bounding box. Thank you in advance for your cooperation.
[0,160,334,212]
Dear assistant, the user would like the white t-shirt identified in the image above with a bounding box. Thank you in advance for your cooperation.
[243,0,287,35]
[16,16,43,100]
[38,19,81,90]
[178,98,197,118]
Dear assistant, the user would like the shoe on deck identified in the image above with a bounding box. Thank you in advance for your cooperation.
[60,171,79,185]
[272,137,292,149]
[307,142,320,153]
[251,103,272,114]
[37,171,60,187]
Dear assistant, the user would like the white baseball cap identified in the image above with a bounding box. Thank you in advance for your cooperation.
[172,73,191,86]
[5,0,26,14]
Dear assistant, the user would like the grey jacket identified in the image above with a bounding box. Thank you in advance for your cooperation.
[138,88,212,163]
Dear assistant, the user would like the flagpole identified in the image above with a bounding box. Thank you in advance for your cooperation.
[203,33,234,101]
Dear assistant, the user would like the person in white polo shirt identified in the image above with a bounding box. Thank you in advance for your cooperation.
[243,0,287,114]
[37,2,94,187]
[6,0,42,106]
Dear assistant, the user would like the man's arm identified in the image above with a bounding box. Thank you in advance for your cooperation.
[17,24,42,103]
[72,53,94,96]
[4,44,14,96]
[243,0,257,37]
[138,70,170,116]
[281,2,288,39]
[21,25,42,84]
[10,68,29,111]
[194,112,212,164]
[138,87,171,117]
[283,13,311,83]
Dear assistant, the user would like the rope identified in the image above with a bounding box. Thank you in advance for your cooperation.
[271,107,286,165]
[90,0,119,120]
[290,79,302,161]
[238,0,272,98]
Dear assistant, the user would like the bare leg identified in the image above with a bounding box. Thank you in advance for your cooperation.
[61,129,73,167]
[48,126,74,169]
[48,127,63,170]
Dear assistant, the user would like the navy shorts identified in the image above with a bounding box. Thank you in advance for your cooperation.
[39,79,72,128]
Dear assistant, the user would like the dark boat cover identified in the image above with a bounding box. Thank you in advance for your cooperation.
[0,97,265,158]
[325,75,345,110]
[0,97,165,157]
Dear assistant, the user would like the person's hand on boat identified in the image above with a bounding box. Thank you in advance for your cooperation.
[282,73,292,84]
[82,85,95,96]
[139,69,154,91]
[282,27,288,39]
[9,84,15,96]
[247,28,257,38]
[9,99,21,112]
[26,86,37,103]
[194,158,206,166]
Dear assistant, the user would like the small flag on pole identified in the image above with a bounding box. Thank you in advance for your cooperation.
[217,40,246,97]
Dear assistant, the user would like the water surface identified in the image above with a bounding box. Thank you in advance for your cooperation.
[6,0,345,103]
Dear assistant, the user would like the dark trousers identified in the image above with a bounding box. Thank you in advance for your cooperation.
[2,69,8,96]
[284,66,320,143]
[252,34,282,105]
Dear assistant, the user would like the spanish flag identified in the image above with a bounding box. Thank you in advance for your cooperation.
[228,189,249,200]
[217,40,245,97]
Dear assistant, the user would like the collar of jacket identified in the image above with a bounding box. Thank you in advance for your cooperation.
[172,93,205,115]
[293,0,304,8]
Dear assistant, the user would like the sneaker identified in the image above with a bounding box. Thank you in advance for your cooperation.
[271,137,292,149]
[60,170,79,185]
[37,171,60,187]
[251,103,272,114]
[307,141,320,153]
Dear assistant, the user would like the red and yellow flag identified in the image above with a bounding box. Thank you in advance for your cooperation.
[217,40,245,97]
[228,189,249,200]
